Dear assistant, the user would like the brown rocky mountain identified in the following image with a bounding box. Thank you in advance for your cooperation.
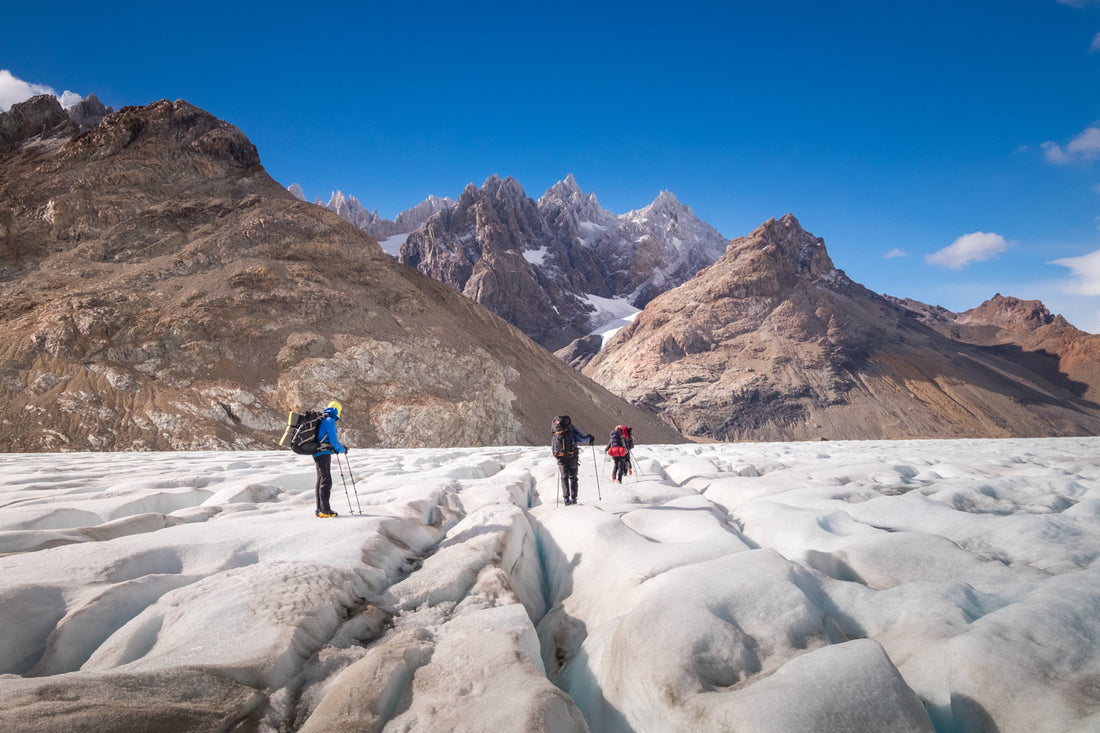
[584,214,1100,441]
[0,96,683,451]
[889,293,1100,405]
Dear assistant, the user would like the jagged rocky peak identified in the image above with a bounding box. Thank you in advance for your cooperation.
[539,174,608,220]
[67,93,113,130]
[325,190,379,231]
[393,194,452,231]
[960,294,1066,331]
[0,94,74,150]
[538,175,617,249]
[304,188,453,241]
[634,189,683,217]
[481,173,528,202]
[721,213,839,289]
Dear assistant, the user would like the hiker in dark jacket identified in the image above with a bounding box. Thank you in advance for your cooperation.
[606,426,631,483]
[551,415,593,506]
[314,401,347,517]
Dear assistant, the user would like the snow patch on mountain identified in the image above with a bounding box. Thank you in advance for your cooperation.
[524,246,549,266]
[584,294,641,346]
[379,232,409,257]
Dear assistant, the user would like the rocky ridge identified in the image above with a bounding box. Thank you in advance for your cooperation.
[890,293,1100,405]
[584,214,1100,441]
[396,174,727,349]
[298,188,454,242]
[0,96,683,451]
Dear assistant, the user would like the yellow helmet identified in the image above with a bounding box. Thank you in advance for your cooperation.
[327,400,342,418]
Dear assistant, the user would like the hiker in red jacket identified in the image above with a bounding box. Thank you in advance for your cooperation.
[606,425,631,483]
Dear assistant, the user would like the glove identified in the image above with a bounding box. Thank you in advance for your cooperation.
[587,435,594,442]
[342,448,349,455]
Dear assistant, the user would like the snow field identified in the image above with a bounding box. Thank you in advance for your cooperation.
[0,438,1097,731]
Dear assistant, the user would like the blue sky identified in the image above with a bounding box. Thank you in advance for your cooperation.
[4,0,1100,331]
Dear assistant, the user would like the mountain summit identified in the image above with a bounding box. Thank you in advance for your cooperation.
[585,215,1100,441]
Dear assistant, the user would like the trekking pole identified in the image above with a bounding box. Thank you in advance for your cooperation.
[591,446,602,500]
[343,453,363,514]
[334,455,353,513]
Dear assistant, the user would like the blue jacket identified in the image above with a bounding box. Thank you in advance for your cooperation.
[314,407,347,456]
[572,426,593,446]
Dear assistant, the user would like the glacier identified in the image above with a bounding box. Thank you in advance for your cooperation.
[0,438,1098,732]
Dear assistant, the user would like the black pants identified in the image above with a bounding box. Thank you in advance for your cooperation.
[314,453,333,513]
[558,457,579,502]
[612,455,630,481]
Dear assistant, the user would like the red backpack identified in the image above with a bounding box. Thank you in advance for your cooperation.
[616,425,634,450]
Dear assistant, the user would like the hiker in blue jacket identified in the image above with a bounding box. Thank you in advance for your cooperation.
[314,401,347,518]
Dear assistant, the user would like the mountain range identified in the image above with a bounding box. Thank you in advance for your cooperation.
[0,96,683,451]
[293,185,453,243]
[312,175,1100,443]
[583,214,1100,441]
[313,174,729,349]
[4,94,1099,451]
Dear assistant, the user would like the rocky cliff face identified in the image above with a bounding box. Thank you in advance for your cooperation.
[0,96,683,451]
[397,174,727,349]
[584,215,1100,441]
[400,175,597,349]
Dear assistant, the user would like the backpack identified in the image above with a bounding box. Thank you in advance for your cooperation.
[617,425,634,450]
[280,410,323,455]
[608,427,627,458]
[551,415,577,460]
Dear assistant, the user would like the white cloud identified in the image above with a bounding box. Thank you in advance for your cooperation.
[926,232,1011,269]
[1091,31,1100,53]
[1043,126,1100,164]
[0,69,81,112]
[1050,248,1100,295]
[1042,140,1069,164]
[884,248,908,259]
[57,90,83,107]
